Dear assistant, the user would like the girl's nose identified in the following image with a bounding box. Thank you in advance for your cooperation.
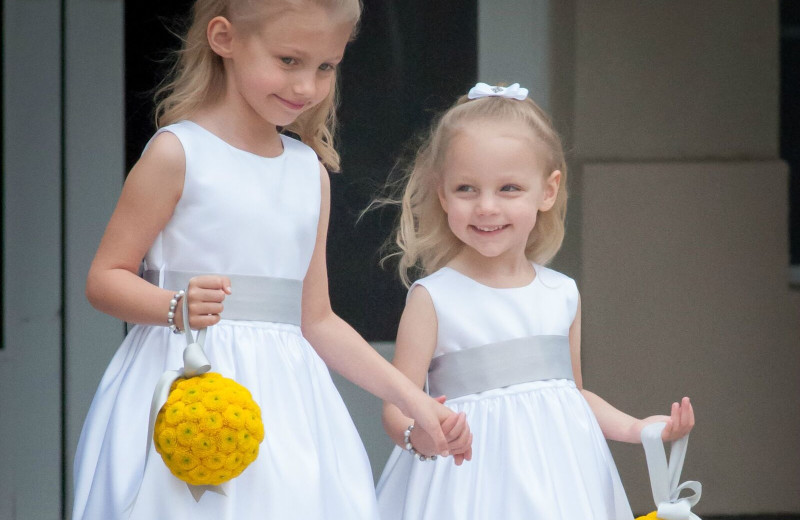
[292,72,316,98]
[476,195,498,215]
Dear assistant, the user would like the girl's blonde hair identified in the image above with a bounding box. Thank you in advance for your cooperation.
[154,0,362,171]
[390,94,568,287]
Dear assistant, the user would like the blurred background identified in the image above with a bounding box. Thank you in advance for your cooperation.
[2,0,799,518]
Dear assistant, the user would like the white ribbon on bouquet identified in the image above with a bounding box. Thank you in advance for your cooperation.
[640,422,702,520]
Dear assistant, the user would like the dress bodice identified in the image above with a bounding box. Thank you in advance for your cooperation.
[143,120,321,281]
[412,264,579,358]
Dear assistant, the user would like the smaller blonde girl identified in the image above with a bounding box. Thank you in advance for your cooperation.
[376,83,695,520]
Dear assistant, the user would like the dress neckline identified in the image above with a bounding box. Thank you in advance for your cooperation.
[440,263,541,290]
[182,120,288,160]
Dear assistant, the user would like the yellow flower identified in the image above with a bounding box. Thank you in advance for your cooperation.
[200,374,223,390]
[188,465,212,485]
[174,449,199,471]
[157,428,178,455]
[203,411,224,430]
[246,412,265,442]
[164,402,185,425]
[154,372,264,486]
[224,452,243,471]
[182,386,202,404]
[635,513,661,520]
[223,405,246,429]
[203,453,226,470]
[166,388,184,405]
[217,428,238,453]
[176,421,198,446]
[191,433,217,458]
[202,391,229,411]
[210,469,232,485]
[183,402,208,421]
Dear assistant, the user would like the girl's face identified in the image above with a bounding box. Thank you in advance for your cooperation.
[437,119,560,264]
[220,5,353,127]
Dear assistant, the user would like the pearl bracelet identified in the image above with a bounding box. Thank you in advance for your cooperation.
[167,290,186,334]
[403,424,436,461]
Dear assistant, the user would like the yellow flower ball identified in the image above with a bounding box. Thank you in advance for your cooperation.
[635,512,661,520]
[154,372,264,486]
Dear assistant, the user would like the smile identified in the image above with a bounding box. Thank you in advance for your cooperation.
[471,225,508,232]
[275,96,307,111]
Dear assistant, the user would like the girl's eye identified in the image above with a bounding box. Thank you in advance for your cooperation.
[500,185,521,192]
[318,63,336,72]
[280,57,297,65]
[456,185,475,193]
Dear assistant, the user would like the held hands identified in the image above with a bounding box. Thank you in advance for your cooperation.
[175,275,232,330]
[407,396,473,465]
[641,396,695,442]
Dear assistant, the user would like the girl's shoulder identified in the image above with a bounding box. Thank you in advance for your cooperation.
[532,263,577,292]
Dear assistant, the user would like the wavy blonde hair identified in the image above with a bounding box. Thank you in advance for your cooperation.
[154,0,362,171]
[389,94,568,287]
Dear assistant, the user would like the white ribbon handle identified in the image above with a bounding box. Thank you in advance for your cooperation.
[467,82,529,101]
[126,294,222,514]
[640,422,702,520]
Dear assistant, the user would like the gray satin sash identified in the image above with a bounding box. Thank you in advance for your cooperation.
[427,335,573,399]
[143,269,302,326]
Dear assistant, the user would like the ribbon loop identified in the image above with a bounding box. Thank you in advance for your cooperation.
[640,422,702,520]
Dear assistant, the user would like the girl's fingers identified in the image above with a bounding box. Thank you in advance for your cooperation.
[187,313,222,329]
[189,275,233,293]
[671,401,681,432]
[445,413,467,441]
[440,410,461,436]
[188,288,228,304]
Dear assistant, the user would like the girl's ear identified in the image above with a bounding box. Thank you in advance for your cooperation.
[540,170,561,211]
[207,16,235,58]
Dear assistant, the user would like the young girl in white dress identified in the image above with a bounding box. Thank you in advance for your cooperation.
[71,2,459,519]
[375,83,696,519]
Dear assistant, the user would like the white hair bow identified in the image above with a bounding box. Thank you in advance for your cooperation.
[467,82,529,101]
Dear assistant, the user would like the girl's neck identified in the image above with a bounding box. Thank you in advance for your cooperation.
[446,249,535,288]
[192,100,284,158]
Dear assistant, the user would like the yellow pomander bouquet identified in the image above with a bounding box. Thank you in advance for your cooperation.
[153,372,264,486]
[636,513,661,520]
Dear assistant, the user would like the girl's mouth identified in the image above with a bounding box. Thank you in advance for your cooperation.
[471,224,508,233]
[276,96,306,111]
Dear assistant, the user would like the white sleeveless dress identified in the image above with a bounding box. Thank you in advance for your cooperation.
[376,264,633,520]
[72,121,379,519]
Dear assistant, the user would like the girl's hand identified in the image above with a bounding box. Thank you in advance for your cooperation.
[433,396,473,465]
[660,396,694,441]
[640,396,695,442]
[177,275,232,330]
[402,392,453,459]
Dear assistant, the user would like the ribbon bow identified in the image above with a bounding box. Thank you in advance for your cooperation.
[641,422,702,520]
[467,82,529,101]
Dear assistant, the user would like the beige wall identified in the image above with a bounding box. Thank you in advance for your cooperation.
[564,0,797,515]
[482,0,800,515]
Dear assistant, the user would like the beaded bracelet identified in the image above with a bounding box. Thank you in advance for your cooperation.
[167,290,186,334]
[403,424,436,461]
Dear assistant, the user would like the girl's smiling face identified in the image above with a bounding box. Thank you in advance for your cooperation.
[217,4,353,128]
[437,119,560,266]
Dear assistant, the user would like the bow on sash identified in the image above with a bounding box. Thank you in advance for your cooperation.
[467,82,529,101]
[640,422,702,520]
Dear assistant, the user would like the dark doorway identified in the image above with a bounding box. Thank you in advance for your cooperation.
[781,0,800,279]
[124,1,478,340]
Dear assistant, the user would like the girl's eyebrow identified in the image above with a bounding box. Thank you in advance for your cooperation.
[274,46,343,62]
